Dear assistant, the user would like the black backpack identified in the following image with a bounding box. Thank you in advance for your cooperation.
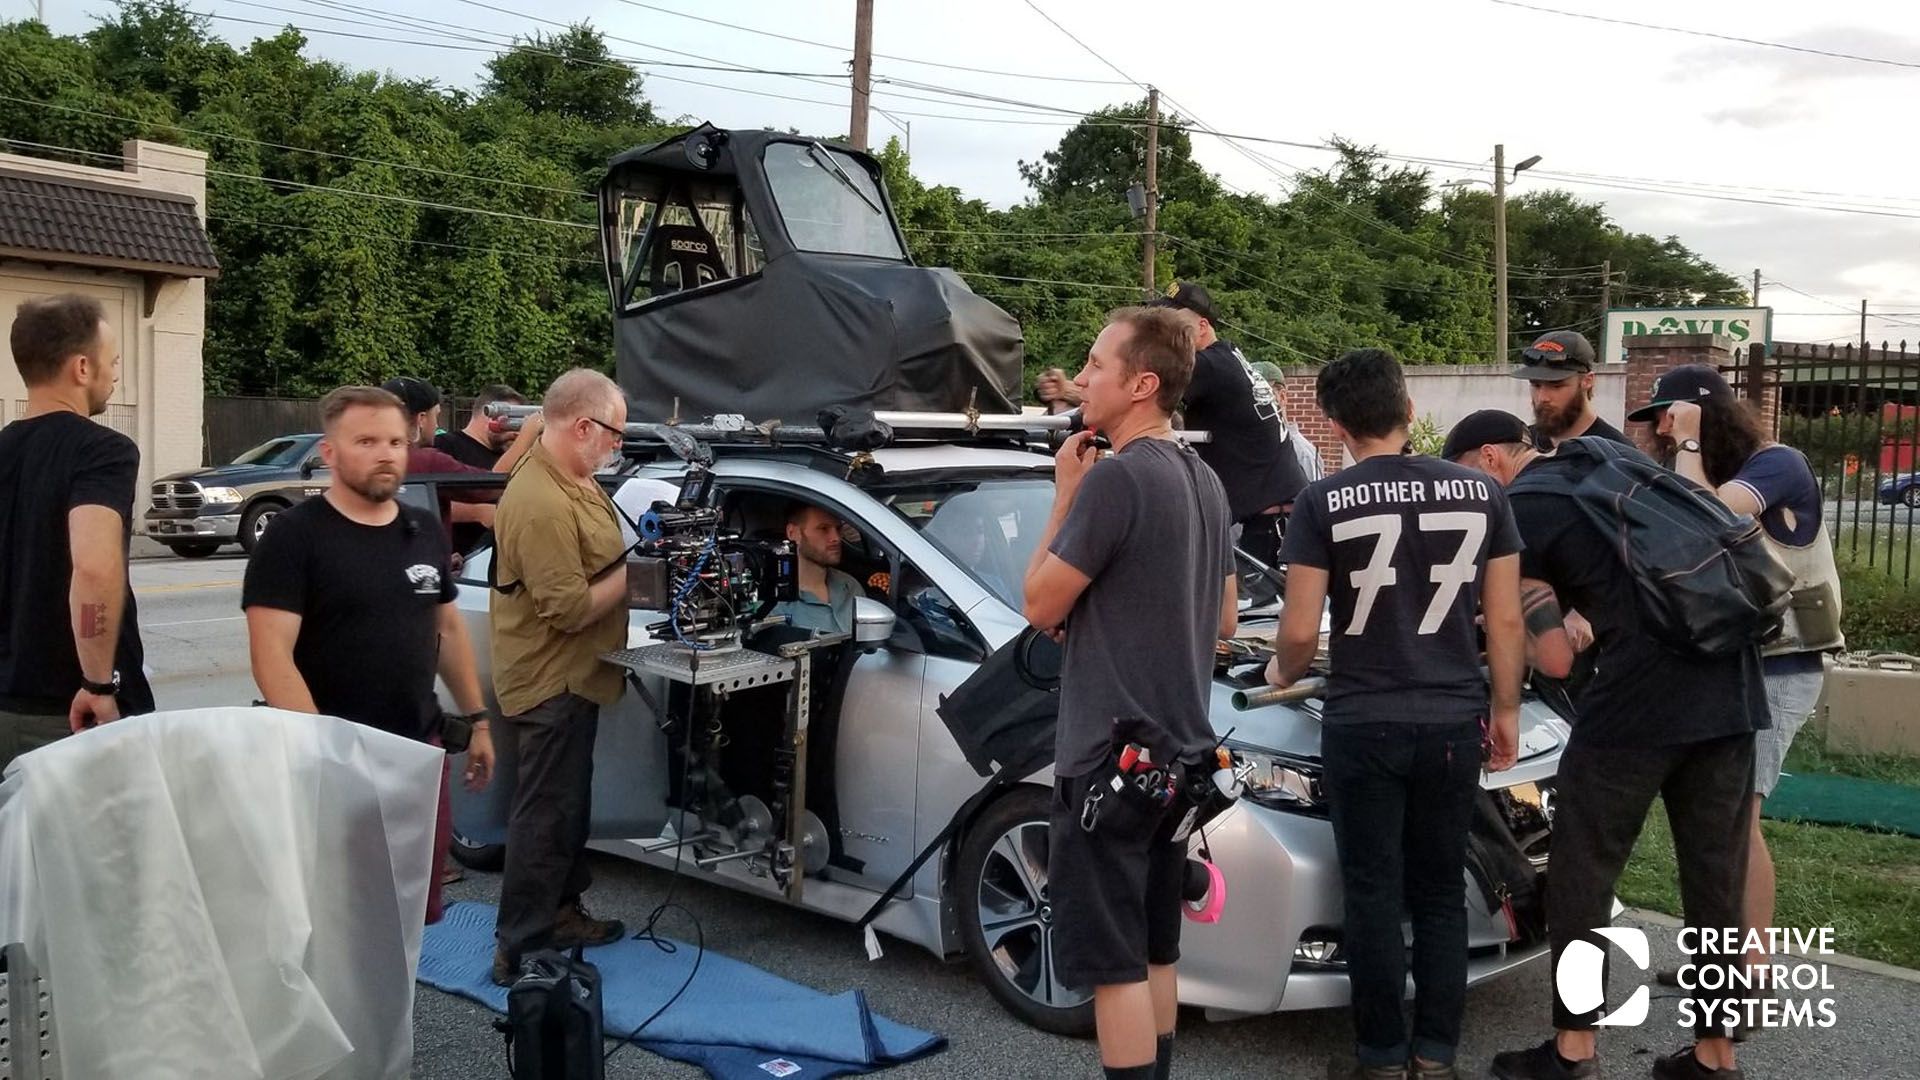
[497,948,605,1080]
[1508,437,1793,658]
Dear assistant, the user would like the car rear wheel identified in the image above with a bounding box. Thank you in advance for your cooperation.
[449,827,505,872]
[240,501,284,554]
[169,542,221,559]
[954,785,1095,1037]
[1905,485,1920,509]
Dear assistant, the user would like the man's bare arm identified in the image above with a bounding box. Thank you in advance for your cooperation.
[1520,577,1576,679]
[246,606,319,712]
[68,505,128,728]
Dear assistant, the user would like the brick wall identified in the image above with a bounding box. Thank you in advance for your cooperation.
[1277,369,1343,473]
[1621,333,1733,454]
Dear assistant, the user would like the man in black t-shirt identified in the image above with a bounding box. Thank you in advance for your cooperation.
[435,383,525,468]
[1446,410,1764,1080]
[1511,331,1631,452]
[1266,350,1525,1080]
[1024,306,1235,1080]
[1146,282,1309,569]
[1,294,153,771]
[244,385,497,923]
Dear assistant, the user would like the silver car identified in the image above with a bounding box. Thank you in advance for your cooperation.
[445,443,1565,1035]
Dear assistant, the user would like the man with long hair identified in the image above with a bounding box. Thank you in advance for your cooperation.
[1632,365,1843,1014]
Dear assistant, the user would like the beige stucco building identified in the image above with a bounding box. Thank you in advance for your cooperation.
[0,139,220,513]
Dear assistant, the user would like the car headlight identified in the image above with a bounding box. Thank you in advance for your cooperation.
[1226,744,1326,815]
[199,486,243,505]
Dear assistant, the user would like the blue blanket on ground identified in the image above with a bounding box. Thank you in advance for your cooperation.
[417,902,945,1079]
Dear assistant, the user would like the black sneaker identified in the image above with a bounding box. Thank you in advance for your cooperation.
[1489,1040,1600,1080]
[1649,1048,1743,1080]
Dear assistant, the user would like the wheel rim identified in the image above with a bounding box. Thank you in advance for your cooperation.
[1906,486,1920,508]
[975,820,1089,1012]
[253,509,276,540]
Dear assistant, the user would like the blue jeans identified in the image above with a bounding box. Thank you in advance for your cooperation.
[1323,719,1483,1068]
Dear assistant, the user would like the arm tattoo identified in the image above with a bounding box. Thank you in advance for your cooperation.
[79,602,110,639]
[1520,582,1565,637]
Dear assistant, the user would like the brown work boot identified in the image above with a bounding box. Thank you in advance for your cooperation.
[551,900,625,949]
[491,947,519,988]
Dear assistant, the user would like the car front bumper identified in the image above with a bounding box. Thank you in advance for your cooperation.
[143,512,241,541]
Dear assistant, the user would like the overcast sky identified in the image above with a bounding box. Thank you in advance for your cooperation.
[28,0,1920,347]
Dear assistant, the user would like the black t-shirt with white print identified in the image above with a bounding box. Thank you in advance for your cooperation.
[1282,453,1523,725]
[1183,340,1310,521]
[242,495,457,740]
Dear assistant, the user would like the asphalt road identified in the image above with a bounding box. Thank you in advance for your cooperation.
[129,552,1920,1080]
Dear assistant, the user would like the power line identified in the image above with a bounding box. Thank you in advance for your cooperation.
[1488,0,1920,72]
[603,0,1133,85]
[1018,0,1147,89]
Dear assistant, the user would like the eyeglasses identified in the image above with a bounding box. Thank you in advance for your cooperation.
[586,417,624,440]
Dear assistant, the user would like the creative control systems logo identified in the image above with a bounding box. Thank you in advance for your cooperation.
[1555,927,1840,1031]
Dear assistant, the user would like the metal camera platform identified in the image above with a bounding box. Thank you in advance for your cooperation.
[602,630,850,901]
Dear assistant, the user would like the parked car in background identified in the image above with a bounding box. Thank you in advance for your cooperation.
[143,433,325,558]
[1877,471,1920,508]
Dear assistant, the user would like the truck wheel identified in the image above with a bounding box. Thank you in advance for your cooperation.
[450,828,506,872]
[169,542,221,559]
[954,785,1095,1037]
[240,501,285,554]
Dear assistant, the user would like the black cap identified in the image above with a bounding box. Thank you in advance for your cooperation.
[1511,330,1597,382]
[381,376,441,417]
[1145,280,1221,324]
[1626,363,1734,422]
[1440,409,1533,461]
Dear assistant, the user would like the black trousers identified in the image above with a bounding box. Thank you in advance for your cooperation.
[495,692,600,958]
[1546,732,1754,1037]
[1323,720,1484,1068]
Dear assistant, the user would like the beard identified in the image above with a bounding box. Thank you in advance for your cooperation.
[343,467,402,502]
[1532,399,1578,438]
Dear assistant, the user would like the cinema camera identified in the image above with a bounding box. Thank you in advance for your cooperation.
[623,467,798,653]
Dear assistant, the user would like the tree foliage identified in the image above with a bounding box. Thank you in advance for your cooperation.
[2,3,1747,403]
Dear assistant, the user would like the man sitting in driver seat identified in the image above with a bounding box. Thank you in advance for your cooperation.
[771,502,862,635]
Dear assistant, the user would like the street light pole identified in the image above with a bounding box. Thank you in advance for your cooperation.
[1494,144,1507,365]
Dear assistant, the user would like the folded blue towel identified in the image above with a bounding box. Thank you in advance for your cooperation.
[418,902,945,1079]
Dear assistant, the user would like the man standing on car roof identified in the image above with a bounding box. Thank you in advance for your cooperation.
[1446,408,1765,1080]
[1265,350,1526,1080]
[1024,305,1236,1080]
[488,368,633,987]
[1510,331,1632,452]
[1146,282,1309,574]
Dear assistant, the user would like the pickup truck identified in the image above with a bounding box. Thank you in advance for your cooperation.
[142,433,326,558]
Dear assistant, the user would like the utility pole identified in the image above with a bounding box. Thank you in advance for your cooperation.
[848,0,874,150]
[1600,258,1612,318]
[1142,87,1160,294]
[1753,268,1761,306]
[1493,143,1508,364]
[1861,299,1869,352]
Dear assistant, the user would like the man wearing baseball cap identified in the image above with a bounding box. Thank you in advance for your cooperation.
[1510,331,1631,452]
[1145,282,1308,571]
[1445,408,1764,1080]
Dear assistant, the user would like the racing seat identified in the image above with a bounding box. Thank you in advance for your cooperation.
[647,222,729,296]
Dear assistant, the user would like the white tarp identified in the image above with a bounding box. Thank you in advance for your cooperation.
[0,708,441,1080]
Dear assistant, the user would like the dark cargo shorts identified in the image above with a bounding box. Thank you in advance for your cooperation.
[1047,773,1188,989]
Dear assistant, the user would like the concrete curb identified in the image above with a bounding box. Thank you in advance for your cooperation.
[1626,908,1920,985]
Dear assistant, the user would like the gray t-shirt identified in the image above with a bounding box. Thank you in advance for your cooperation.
[1049,438,1233,777]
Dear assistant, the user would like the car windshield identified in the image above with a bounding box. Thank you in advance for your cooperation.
[879,478,1054,609]
[231,437,309,467]
[762,141,905,260]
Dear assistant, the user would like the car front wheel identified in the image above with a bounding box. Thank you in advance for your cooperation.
[449,827,505,872]
[1905,485,1920,509]
[240,501,284,554]
[954,785,1095,1037]
[169,542,221,559]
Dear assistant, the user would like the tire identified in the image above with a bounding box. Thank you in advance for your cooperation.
[1905,485,1920,509]
[169,542,221,559]
[449,827,505,872]
[953,785,1095,1037]
[239,500,285,554]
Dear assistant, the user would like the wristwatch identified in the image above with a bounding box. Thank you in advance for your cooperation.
[80,669,121,697]
[1677,438,1702,454]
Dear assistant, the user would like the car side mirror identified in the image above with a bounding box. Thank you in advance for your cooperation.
[852,596,896,648]
[299,456,322,479]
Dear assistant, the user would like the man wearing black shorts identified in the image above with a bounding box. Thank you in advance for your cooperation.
[1024,305,1236,1080]
[1266,351,1526,1080]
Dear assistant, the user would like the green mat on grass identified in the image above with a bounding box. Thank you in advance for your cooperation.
[1764,772,1920,838]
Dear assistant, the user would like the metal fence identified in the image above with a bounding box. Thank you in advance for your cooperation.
[1727,342,1920,584]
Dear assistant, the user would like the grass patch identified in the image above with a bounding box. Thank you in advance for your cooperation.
[1784,738,1920,789]
[1836,531,1920,655]
[1618,800,1920,970]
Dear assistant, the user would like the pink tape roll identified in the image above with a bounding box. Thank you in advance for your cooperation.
[1183,859,1225,923]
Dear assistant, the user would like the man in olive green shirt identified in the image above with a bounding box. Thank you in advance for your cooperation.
[489,368,632,985]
